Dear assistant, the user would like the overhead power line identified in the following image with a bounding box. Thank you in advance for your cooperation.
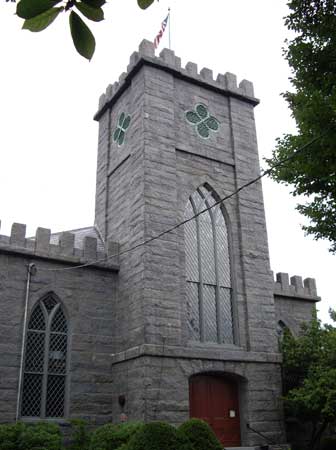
[39,130,328,273]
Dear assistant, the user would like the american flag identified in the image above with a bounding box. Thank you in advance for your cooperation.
[154,12,169,49]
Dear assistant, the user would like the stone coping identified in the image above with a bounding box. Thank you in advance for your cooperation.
[0,222,119,271]
[94,39,259,121]
[273,272,320,302]
[111,343,282,365]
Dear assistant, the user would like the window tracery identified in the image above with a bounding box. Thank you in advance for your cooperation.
[184,185,234,344]
[21,293,68,419]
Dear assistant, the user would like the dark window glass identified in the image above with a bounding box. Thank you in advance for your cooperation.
[184,186,234,344]
[21,294,68,418]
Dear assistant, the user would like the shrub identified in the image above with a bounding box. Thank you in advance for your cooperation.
[178,418,222,450]
[90,422,144,450]
[127,421,190,450]
[0,422,62,450]
[68,419,91,450]
[320,437,336,450]
[0,423,24,450]
[20,422,62,450]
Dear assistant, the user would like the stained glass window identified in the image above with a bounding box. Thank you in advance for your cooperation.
[21,293,68,419]
[184,186,234,344]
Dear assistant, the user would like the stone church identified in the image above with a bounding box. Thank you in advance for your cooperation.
[0,40,320,448]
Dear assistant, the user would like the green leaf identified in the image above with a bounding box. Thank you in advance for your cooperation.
[22,7,63,32]
[137,0,155,10]
[186,111,201,124]
[196,104,209,119]
[118,113,125,127]
[69,11,96,61]
[205,116,219,131]
[81,0,106,7]
[75,2,104,22]
[123,115,131,130]
[17,0,62,19]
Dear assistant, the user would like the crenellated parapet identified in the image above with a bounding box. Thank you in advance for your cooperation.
[94,39,258,121]
[0,222,119,270]
[273,272,320,302]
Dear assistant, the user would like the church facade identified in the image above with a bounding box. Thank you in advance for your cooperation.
[0,40,320,448]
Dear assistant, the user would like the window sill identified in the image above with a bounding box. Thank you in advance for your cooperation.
[19,417,71,426]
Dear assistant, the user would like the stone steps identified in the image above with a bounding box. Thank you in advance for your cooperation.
[224,447,257,450]
[224,447,286,450]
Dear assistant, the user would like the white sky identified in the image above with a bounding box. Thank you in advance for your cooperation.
[0,0,334,323]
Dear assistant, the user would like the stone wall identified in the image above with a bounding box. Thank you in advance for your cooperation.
[273,272,320,335]
[110,350,285,447]
[0,39,322,449]
[94,39,278,356]
[94,39,287,446]
[0,223,118,424]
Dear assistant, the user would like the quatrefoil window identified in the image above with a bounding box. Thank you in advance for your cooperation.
[113,112,131,146]
[185,104,219,139]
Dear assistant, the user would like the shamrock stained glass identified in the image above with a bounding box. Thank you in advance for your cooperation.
[113,112,131,146]
[185,103,219,139]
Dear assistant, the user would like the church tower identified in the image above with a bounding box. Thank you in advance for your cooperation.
[94,40,285,447]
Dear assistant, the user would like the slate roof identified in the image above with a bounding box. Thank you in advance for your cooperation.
[49,226,106,253]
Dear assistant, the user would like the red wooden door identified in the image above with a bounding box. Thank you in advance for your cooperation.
[189,374,241,447]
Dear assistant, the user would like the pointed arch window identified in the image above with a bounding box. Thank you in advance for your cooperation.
[21,293,68,419]
[184,185,234,344]
[277,320,288,337]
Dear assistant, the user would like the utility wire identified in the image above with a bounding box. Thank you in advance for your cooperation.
[38,130,328,273]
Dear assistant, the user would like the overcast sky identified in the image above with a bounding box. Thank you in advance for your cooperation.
[0,0,334,323]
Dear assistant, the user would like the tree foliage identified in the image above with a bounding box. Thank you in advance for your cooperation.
[15,0,156,60]
[281,310,336,449]
[266,0,336,253]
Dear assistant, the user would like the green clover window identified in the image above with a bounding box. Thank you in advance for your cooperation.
[113,112,131,146]
[185,103,219,139]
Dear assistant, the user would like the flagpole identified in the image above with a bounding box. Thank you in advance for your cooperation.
[168,7,171,50]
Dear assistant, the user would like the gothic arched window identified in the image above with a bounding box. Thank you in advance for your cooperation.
[21,293,69,419]
[184,185,234,344]
[277,320,287,337]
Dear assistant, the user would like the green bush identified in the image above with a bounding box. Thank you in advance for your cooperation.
[90,422,144,450]
[178,418,222,450]
[0,422,62,450]
[21,422,62,450]
[69,419,91,450]
[0,423,24,450]
[127,421,190,450]
[320,437,336,450]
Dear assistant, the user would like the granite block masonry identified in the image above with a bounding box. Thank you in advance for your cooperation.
[0,40,320,447]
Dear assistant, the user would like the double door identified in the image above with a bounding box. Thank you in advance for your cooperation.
[189,374,241,447]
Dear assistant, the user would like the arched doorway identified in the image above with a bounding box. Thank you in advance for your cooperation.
[189,373,241,447]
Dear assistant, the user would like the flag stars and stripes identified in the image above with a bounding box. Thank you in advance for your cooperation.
[154,12,169,49]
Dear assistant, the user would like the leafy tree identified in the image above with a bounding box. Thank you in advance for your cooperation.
[281,310,336,450]
[14,0,156,60]
[266,0,336,253]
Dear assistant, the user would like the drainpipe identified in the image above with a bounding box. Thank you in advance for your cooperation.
[16,263,36,421]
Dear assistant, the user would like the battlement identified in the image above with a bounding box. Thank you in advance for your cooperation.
[0,222,119,270]
[94,39,259,120]
[273,272,320,302]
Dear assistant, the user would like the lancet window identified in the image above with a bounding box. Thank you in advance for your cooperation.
[184,185,234,344]
[21,293,68,419]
